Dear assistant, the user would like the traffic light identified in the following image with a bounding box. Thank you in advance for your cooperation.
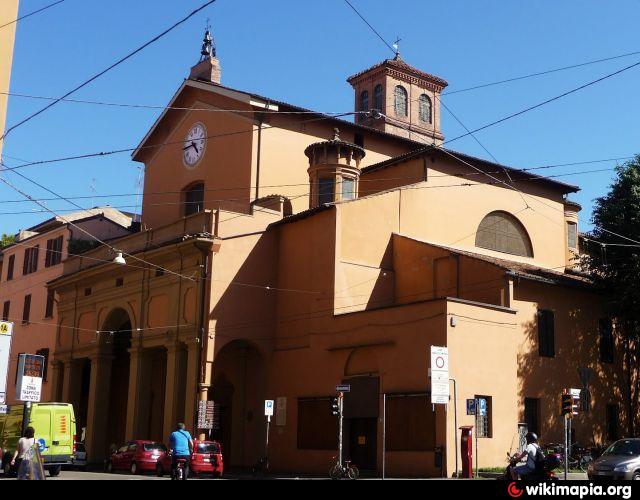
[331,397,340,417]
[561,393,573,417]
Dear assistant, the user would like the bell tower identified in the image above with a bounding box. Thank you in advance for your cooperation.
[347,53,448,144]
[189,25,221,84]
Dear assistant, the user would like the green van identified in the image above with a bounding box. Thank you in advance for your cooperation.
[0,403,76,477]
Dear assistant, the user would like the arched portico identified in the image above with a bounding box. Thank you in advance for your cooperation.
[211,339,267,469]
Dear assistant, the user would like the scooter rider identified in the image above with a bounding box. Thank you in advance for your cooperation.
[169,423,194,479]
[511,432,542,479]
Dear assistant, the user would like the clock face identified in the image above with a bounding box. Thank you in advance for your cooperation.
[183,123,206,167]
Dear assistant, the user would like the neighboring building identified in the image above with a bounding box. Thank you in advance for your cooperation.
[42,32,623,476]
[0,0,19,160]
[0,208,135,407]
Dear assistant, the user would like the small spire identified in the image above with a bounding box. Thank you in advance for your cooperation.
[392,37,402,59]
[200,20,216,61]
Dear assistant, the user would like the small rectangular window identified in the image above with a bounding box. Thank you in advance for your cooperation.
[35,348,50,381]
[567,222,578,249]
[341,177,356,201]
[2,301,9,322]
[524,398,540,435]
[23,246,39,275]
[475,395,492,438]
[22,294,31,324]
[84,288,92,297]
[184,183,205,217]
[6,255,15,281]
[45,236,63,267]
[538,310,555,358]
[318,178,335,205]
[606,404,619,441]
[45,290,55,319]
[599,318,614,364]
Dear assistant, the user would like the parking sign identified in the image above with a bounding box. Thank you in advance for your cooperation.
[264,399,274,417]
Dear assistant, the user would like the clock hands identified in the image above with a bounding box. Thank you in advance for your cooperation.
[182,141,200,153]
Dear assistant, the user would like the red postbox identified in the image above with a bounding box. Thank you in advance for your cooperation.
[460,425,474,478]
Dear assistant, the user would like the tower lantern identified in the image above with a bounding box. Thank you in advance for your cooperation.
[304,128,366,209]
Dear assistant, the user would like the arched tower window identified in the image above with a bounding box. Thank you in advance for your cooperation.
[419,94,432,124]
[374,84,383,111]
[360,90,369,112]
[475,211,533,257]
[394,85,408,117]
[183,182,204,217]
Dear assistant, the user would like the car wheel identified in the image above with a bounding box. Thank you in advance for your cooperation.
[632,472,640,480]
[48,466,62,477]
[130,462,138,475]
[106,461,113,474]
[156,463,164,477]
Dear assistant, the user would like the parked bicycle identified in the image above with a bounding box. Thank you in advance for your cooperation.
[329,456,359,480]
[251,456,270,477]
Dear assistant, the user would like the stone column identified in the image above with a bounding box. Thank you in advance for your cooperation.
[61,359,81,405]
[85,352,113,466]
[125,346,143,440]
[162,343,180,440]
[184,338,201,434]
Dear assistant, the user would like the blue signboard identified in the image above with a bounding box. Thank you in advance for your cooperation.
[466,399,476,415]
[478,398,487,417]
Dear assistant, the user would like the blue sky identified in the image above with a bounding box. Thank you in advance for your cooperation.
[2,0,640,235]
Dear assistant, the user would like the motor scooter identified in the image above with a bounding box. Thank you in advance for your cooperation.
[502,452,561,481]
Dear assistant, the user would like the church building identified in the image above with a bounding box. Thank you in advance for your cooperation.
[43,30,623,476]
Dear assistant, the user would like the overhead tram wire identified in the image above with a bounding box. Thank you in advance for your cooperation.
[339,3,640,246]
[0,154,632,205]
[0,0,218,143]
[0,0,66,30]
[0,165,199,282]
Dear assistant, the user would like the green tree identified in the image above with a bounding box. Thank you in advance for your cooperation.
[0,233,14,249]
[584,155,640,436]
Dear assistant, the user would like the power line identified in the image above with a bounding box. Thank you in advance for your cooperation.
[0,0,218,142]
[0,0,66,30]
[0,90,359,116]
[0,154,631,205]
[443,50,640,96]
[442,60,640,147]
[342,0,396,55]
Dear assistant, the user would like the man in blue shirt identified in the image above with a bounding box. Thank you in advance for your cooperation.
[169,423,194,479]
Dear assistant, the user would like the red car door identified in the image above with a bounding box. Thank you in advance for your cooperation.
[112,445,128,470]
[124,443,137,469]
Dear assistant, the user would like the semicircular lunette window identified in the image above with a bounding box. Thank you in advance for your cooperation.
[475,211,533,257]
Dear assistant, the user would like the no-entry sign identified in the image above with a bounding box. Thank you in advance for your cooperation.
[430,346,449,405]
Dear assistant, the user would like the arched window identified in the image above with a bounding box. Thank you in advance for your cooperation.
[475,211,533,257]
[360,90,369,112]
[394,85,408,117]
[183,182,204,217]
[419,94,432,124]
[374,84,383,111]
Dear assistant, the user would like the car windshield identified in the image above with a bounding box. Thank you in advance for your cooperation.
[196,443,221,454]
[604,440,640,456]
[144,443,167,452]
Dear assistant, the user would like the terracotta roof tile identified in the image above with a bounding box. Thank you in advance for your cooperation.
[347,55,449,88]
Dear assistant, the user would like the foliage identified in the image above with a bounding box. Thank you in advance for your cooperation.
[582,155,640,436]
[1,233,14,249]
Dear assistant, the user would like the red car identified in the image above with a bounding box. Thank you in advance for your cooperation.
[157,440,224,478]
[106,441,167,475]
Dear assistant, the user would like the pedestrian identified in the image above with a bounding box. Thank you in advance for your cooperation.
[11,426,36,480]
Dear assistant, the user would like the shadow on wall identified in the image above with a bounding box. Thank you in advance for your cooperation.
[517,284,626,449]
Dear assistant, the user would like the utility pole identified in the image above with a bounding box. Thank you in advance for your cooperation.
[338,393,344,468]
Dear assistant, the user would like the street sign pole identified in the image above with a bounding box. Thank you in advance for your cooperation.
[564,414,568,480]
[450,378,458,478]
[474,398,479,478]
[382,393,386,480]
[338,393,344,469]
[264,399,274,463]
[265,415,271,459]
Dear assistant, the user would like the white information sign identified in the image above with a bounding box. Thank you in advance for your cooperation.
[16,354,45,403]
[264,399,274,417]
[0,321,14,404]
[430,346,450,404]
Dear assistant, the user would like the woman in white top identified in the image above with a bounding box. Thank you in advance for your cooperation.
[11,426,35,480]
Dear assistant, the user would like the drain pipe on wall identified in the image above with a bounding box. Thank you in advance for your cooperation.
[195,243,212,440]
